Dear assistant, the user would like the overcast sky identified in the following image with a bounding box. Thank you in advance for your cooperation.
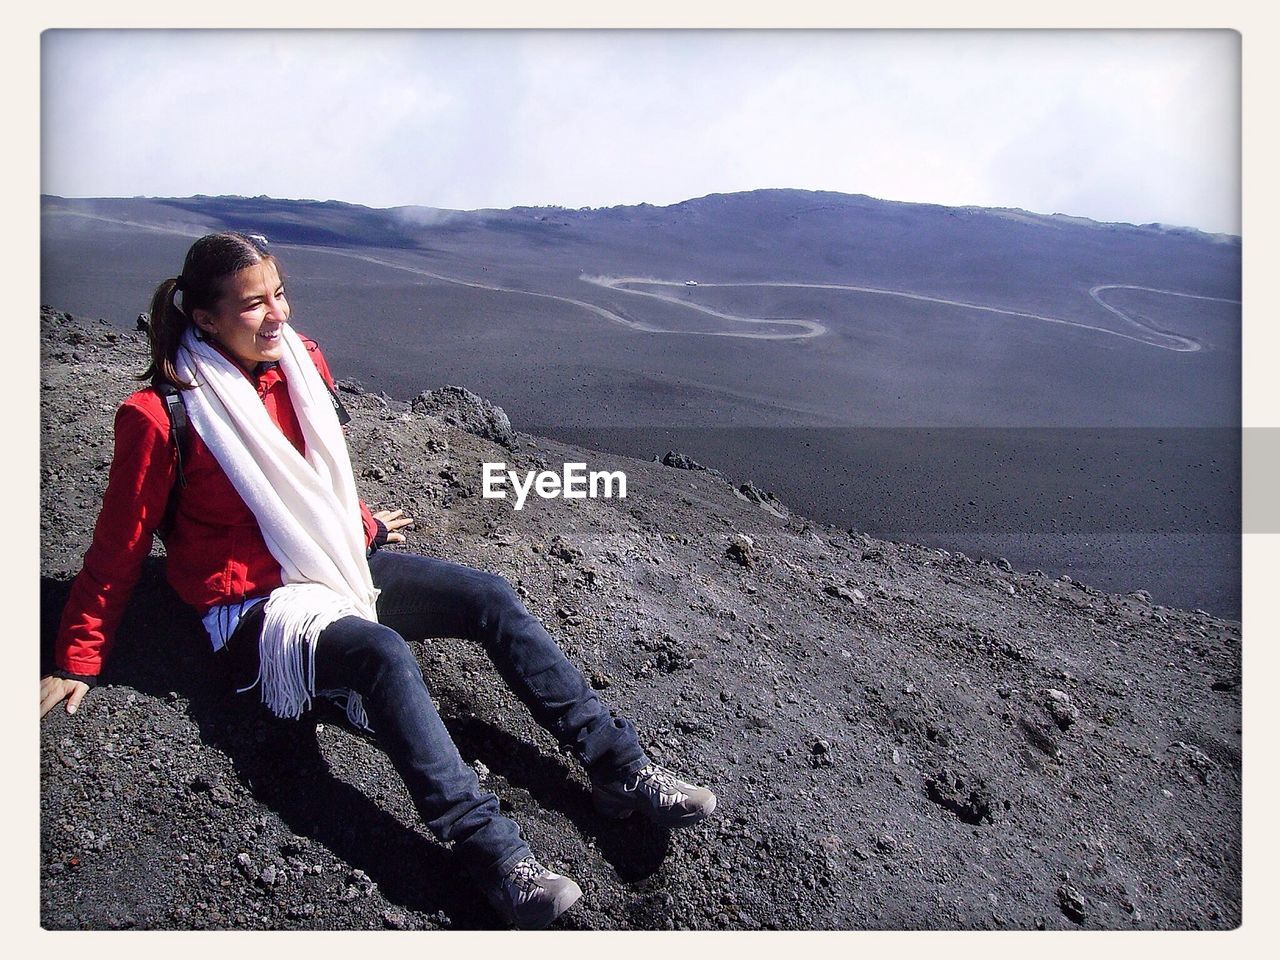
[41,30,1241,234]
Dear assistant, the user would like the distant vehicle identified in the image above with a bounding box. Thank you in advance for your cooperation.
[685,279,699,286]
[247,233,269,245]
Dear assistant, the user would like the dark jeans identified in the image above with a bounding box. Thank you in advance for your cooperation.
[220,550,649,881]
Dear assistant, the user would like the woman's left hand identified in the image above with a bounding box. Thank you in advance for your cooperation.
[373,508,415,544]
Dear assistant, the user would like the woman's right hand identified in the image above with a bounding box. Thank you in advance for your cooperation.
[41,675,90,718]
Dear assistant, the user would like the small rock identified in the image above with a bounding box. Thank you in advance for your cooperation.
[549,538,584,564]
[259,865,277,886]
[1057,883,1087,923]
[1044,689,1080,731]
[188,774,214,793]
[1168,740,1216,784]
[823,583,865,604]
[810,739,834,767]
[210,786,236,807]
[737,481,789,517]
[661,451,707,471]
[925,767,997,825]
[727,533,755,568]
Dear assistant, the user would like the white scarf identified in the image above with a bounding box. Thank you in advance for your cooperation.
[174,325,379,725]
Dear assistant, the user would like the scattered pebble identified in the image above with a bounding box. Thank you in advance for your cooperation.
[1057,883,1087,924]
[727,533,755,568]
[1044,689,1080,731]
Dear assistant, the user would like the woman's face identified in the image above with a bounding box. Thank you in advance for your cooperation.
[194,260,290,372]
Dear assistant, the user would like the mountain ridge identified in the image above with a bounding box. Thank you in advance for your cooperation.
[40,188,1240,244]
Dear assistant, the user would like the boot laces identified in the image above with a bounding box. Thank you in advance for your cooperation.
[631,763,690,806]
[506,856,546,904]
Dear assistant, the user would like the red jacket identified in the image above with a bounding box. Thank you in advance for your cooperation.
[55,336,378,678]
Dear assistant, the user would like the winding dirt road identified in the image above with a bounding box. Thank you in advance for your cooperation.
[48,208,1239,350]
[321,254,1236,351]
[1087,284,1236,351]
[588,276,1240,351]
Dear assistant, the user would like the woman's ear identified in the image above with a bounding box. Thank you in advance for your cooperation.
[191,309,218,337]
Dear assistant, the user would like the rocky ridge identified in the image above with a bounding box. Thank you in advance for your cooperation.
[39,307,1242,930]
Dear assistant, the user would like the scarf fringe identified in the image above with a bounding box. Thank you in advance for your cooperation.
[316,688,373,732]
[345,692,370,731]
[239,583,365,722]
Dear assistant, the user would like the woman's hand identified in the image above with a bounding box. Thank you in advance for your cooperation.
[372,508,415,545]
[41,675,90,718]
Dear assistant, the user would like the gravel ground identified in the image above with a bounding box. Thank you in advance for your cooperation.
[39,307,1242,930]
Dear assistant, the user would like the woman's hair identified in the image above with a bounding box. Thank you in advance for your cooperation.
[140,232,283,389]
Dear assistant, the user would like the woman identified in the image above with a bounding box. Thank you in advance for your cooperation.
[40,232,716,930]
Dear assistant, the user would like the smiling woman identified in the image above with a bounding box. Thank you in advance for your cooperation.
[40,231,716,931]
[137,234,293,388]
[191,260,291,371]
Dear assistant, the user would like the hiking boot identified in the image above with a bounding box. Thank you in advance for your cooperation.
[483,854,582,929]
[592,762,717,827]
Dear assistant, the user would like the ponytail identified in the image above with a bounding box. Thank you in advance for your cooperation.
[139,276,196,390]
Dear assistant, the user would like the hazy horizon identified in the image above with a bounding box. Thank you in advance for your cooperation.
[38,186,1241,238]
[41,30,1241,235]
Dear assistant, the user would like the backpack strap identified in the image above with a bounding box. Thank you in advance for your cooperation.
[301,336,352,426]
[157,382,188,489]
[330,384,352,426]
[156,383,188,541]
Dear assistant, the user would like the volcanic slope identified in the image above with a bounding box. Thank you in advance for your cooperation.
[41,191,1243,618]
[40,308,1240,930]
